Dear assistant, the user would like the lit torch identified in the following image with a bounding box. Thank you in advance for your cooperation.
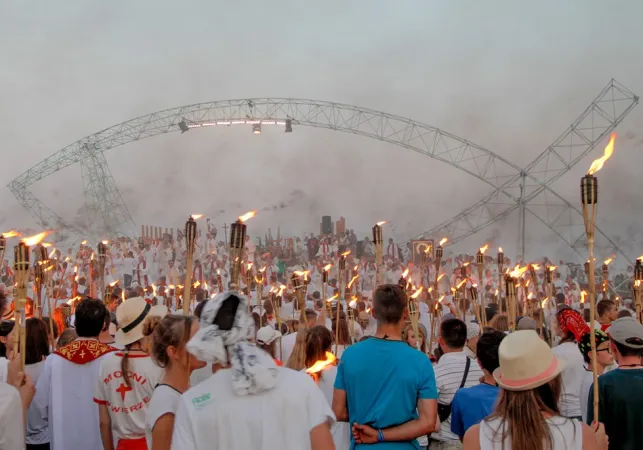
[372,221,385,287]
[476,244,488,326]
[497,247,504,313]
[408,287,422,350]
[581,132,616,422]
[505,265,528,332]
[602,255,615,302]
[634,258,643,324]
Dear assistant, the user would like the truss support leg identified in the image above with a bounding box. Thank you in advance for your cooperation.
[79,143,135,237]
[517,171,526,261]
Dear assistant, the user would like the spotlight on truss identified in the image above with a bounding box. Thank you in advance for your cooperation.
[253,123,261,135]
[178,120,189,133]
[285,119,292,133]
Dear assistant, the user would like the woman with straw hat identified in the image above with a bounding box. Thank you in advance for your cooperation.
[94,297,167,450]
[462,330,608,450]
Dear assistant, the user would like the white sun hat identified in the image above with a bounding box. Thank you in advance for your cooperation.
[115,297,167,346]
[493,330,565,391]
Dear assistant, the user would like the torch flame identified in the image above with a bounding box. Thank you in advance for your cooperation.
[353,264,359,271]
[347,275,359,289]
[259,266,266,273]
[194,281,201,288]
[109,280,119,287]
[604,255,615,266]
[278,285,286,296]
[498,247,503,253]
[81,240,87,245]
[581,291,587,303]
[349,298,357,309]
[438,295,445,303]
[305,352,337,375]
[638,255,643,262]
[151,284,157,296]
[437,273,445,282]
[376,221,387,226]
[191,214,204,220]
[102,240,109,245]
[341,250,351,257]
[168,285,175,290]
[527,292,534,300]
[1,230,21,238]
[401,268,409,279]
[548,265,557,272]
[48,248,56,258]
[323,264,332,272]
[479,244,489,254]
[410,287,423,299]
[22,231,51,246]
[238,211,256,222]
[73,266,78,274]
[541,298,548,309]
[217,269,221,275]
[456,279,467,290]
[495,288,499,296]
[509,265,529,278]
[424,245,433,254]
[247,262,253,270]
[325,294,338,303]
[531,264,541,270]
[587,133,616,175]
[42,242,52,248]
[439,238,448,246]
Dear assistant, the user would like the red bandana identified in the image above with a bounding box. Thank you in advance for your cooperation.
[54,339,116,365]
[557,308,590,342]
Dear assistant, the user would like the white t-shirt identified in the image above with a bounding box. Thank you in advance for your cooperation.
[0,357,8,383]
[172,367,335,450]
[93,351,163,442]
[145,384,182,449]
[479,416,582,450]
[0,382,24,450]
[579,369,593,423]
[552,342,585,418]
[25,361,48,445]
[280,332,298,363]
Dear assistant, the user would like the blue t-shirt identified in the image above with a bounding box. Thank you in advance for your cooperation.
[334,338,438,449]
[450,383,499,439]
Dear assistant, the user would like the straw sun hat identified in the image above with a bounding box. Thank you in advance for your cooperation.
[493,330,565,391]
[115,297,167,346]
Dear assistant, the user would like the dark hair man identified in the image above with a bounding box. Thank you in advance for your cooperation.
[333,284,438,447]
[596,299,617,331]
[451,331,505,440]
[587,317,643,450]
[431,318,484,446]
[32,299,115,450]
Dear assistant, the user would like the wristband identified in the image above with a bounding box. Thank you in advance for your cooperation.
[377,429,384,442]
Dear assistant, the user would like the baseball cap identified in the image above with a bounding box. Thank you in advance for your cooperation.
[607,317,643,349]
[466,322,480,340]
[256,326,282,346]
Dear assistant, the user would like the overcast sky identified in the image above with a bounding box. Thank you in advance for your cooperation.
[1,0,642,262]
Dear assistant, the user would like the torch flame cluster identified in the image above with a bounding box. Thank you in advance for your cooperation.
[587,133,616,175]
[238,211,256,223]
[305,352,337,375]
[22,231,52,246]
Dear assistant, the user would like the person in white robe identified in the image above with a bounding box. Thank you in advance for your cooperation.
[32,298,116,450]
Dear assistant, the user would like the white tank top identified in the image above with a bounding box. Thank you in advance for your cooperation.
[479,416,582,450]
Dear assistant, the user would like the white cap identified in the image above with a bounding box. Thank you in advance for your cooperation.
[256,326,281,346]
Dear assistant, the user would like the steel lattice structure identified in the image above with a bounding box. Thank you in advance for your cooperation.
[7,79,638,260]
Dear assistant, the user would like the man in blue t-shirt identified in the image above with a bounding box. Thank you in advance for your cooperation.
[333,284,438,449]
[450,330,504,440]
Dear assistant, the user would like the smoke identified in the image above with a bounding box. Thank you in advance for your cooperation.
[1,0,643,267]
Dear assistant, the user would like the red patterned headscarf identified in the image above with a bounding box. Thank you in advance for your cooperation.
[557,308,590,342]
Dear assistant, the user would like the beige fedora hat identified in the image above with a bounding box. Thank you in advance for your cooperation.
[493,330,565,391]
[116,297,167,346]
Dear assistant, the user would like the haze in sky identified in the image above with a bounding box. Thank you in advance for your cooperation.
[1,0,642,263]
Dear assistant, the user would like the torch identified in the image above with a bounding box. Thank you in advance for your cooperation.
[581,132,616,423]
[347,297,357,343]
[408,287,422,351]
[97,241,108,300]
[321,263,332,301]
[505,266,527,332]
[476,245,488,326]
[245,263,254,303]
[433,238,447,312]
[104,280,118,305]
[497,247,504,314]
[602,256,614,302]
[216,269,223,293]
[229,211,255,290]
[372,222,385,287]
[545,265,556,346]
[182,215,200,315]
[292,271,309,325]
[89,253,97,298]
[529,264,541,319]
[469,284,482,324]
[634,259,643,324]
[338,251,348,300]
[256,267,265,312]
[15,231,49,370]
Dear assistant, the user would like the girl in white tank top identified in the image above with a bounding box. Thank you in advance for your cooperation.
[479,416,582,450]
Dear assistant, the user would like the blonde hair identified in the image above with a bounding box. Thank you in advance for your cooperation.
[285,329,307,371]
[143,315,194,368]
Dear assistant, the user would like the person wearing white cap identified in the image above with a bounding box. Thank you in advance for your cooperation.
[94,297,167,450]
[462,330,608,450]
[172,292,335,450]
[464,322,480,359]
[256,325,283,365]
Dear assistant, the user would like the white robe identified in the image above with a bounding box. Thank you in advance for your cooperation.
[32,338,114,450]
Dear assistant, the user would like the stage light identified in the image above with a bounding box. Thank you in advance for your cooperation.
[253,124,261,135]
[178,120,189,133]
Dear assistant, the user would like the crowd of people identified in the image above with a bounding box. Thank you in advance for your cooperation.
[0,226,641,450]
